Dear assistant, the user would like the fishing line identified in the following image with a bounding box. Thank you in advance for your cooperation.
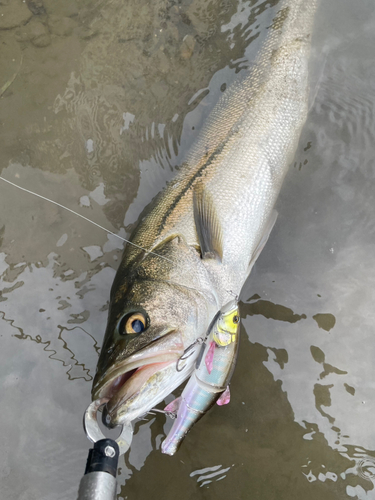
[0,176,173,264]
[0,176,232,313]
[0,176,225,298]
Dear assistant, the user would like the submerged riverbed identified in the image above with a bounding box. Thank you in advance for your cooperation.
[1,0,375,498]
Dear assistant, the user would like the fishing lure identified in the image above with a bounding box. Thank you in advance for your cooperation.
[162,300,240,455]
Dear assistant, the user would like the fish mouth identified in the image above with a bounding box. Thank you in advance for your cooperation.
[92,333,185,421]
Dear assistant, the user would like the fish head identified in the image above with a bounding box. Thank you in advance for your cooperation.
[213,300,240,346]
[92,236,218,426]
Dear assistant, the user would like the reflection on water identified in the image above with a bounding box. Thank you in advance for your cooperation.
[1,0,375,498]
[190,464,233,488]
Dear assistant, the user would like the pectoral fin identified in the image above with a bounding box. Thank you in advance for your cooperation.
[193,187,223,261]
[248,210,278,273]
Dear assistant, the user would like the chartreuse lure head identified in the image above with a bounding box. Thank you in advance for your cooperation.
[213,303,240,347]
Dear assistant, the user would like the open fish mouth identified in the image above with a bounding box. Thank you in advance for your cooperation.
[92,333,185,417]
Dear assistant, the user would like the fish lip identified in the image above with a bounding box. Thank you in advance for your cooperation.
[107,360,175,417]
[92,332,184,401]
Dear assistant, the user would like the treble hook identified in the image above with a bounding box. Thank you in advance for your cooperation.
[176,310,223,372]
[176,337,204,372]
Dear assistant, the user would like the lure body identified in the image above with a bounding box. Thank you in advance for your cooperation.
[161,300,240,455]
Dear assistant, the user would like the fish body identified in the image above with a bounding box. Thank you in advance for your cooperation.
[161,300,240,456]
[93,0,318,435]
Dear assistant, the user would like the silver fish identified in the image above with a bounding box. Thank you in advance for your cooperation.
[92,0,318,438]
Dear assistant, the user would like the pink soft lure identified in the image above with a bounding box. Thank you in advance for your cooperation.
[205,341,216,374]
[217,386,230,406]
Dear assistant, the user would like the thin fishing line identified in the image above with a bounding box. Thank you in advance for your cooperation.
[0,176,173,264]
[0,176,233,302]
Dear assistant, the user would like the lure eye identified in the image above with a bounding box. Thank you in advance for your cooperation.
[233,315,240,324]
[119,313,147,335]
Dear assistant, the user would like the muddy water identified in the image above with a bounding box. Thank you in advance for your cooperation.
[1,0,375,499]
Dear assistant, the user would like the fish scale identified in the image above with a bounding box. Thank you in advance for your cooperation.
[93,0,319,433]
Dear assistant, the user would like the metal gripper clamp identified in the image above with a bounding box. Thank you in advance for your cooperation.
[76,398,133,500]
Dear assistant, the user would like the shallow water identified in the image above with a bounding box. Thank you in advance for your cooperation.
[1,0,375,499]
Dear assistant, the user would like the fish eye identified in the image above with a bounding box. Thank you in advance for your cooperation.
[119,312,147,335]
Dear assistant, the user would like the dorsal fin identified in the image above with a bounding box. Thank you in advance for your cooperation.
[193,186,223,261]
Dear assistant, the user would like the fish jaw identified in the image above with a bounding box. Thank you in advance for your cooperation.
[93,329,206,427]
[92,331,184,401]
[104,346,201,426]
[103,361,176,424]
[92,333,184,410]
